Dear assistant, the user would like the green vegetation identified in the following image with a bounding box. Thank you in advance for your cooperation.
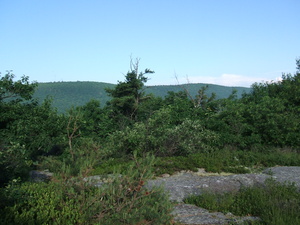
[33,81,115,113]
[1,154,174,225]
[92,148,300,176]
[184,179,300,224]
[1,58,300,224]
[33,80,250,114]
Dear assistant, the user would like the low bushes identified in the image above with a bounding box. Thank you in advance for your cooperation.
[106,108,219,157]
[184,179,300,225]
[92,148,300,177]
[0,154,175,225]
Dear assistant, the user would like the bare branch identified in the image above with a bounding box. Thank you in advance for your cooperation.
[66,113,81,161]
[174,73,197,107]
[130,57,140,74]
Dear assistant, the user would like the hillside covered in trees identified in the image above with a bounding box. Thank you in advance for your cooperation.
[33,81,250,113]
[0,59,300,224]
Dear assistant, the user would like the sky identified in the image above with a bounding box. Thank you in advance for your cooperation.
[1,0,299,87]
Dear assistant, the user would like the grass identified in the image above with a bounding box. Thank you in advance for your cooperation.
[184,178,300,225]
[91,157,133,175]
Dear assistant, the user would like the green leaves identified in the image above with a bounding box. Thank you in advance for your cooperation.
[0,73,66,185]
[106,59,154,124]
[0,71,37,102]
[107,106,219,157]
[1,154,174,225]
[0,142,32,186]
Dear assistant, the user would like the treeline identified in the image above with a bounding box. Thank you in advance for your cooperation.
[0,59,299,224]
[33,80,250,113]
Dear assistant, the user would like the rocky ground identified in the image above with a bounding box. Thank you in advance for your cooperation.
[31,166,300,225]
[146,166,300,225]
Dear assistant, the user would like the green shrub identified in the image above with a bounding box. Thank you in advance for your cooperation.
[257,148,300,167]
[106,111,219,157]
[91,157,132,175]
[152,147,300,176]
[38,137,104,177]
[154,156,199,175]
[0,142,32,186]
[93,153,174,225]
[0,181,84,225]
[0,153,175,225]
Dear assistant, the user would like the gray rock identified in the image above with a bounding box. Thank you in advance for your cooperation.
[29,170,53,182]
[172,204,260,225]
[83,174,122,188]
[38,166,299,225]
[146,166,300,225]
[146,172,270,202]
[83,175,105,187]
[263,166,300,190]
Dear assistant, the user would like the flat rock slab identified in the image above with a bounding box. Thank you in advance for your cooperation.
[172,204,260,225]
[147,166,300,202]
[146,166,300,225]
[146,172,270,202]
[31,166,300,225]
[262,166,300,190]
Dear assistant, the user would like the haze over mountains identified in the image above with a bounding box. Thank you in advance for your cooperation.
[33,81,251,113]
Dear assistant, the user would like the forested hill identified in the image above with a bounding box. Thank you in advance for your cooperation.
[33,82,115,113]
[33,81,251,113]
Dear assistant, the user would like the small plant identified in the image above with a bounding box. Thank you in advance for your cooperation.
[92,153,174,224]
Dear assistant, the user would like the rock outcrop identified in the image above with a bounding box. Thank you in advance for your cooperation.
[146,166,300,225]
[31,166,300,224]
[29,170,53,182]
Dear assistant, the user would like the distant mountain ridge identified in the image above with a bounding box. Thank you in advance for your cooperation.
[33,81,251,113]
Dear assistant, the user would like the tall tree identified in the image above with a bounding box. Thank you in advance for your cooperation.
[106,59,154,126]
[0,71,38,131]
[0,72,38,184]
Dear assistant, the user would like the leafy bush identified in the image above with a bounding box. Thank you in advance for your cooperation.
[107,107,219,157]
[1,98,66,161]
[92,153,174,224]
[0,181,85,225]
[0,142,32,186]
[0,153,175,225]
[38,137,105,177]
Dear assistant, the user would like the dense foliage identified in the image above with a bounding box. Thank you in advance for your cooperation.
[1,154,173,225]
[0,59,299,224]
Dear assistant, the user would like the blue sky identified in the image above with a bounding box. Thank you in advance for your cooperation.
[1,0,299,87]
